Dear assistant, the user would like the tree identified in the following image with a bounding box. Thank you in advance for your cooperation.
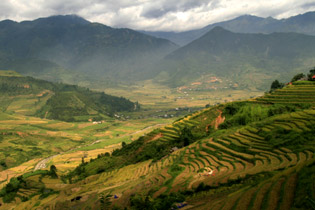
[49,165,58,178]
[307,67,315,81]
[122,141,126,148]
[270,80,284,91]
[291,73,305,82]
[179,127,194,146]
[99,194,112,210]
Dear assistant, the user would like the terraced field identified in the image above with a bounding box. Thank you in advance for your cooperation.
[1,80,314,210]
[26,108,311,210]
[255,81,315,104]
[125,109,314,209]
[157,107,220,142]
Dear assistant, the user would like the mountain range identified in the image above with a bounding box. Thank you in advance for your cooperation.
[154,26,315,89]
[1,12,315,90]
[0,15,177,85]
[142,11,315,46]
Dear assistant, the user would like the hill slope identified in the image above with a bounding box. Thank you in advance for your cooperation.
[154,27,315,89]
[143,11,315,46]
[1,78,314,209]
[0,71,137,121]
[0,15,177,84]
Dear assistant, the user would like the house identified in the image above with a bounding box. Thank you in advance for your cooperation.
[312,75,315,80]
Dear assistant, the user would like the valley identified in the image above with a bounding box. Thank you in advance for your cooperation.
[0,72,314,209]
[0,9,314,210]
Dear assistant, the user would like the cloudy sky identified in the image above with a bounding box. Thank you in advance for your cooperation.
[1,0,315,31]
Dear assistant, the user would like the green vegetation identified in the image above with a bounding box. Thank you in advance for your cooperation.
[219,103,270,128]
[0,15,176,87]
[307,67,315,81]
[0,70,314,209]
[61,110,214,182]
[0,70,22,77]
[270,80,284,92]
[156,28,315,90]
[293,161,315,209]
[291,73,305,82]
[130,192,185,210]
[0,170,58,203]
[0,72,138,121]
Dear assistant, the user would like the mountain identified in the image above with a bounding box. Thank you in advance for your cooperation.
[142,11,315,46]
[0,15,177,85]
[154,27,315,89]
[1,77,314,209]
[0,71,138,121]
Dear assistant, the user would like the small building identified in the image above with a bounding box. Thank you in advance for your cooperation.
[170,147,179,153]
[312,75,315,80]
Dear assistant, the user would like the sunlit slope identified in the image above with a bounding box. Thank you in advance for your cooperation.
[1,80,314,209]
[255,81,315,104]
[6,108,313,209]
[0,72,136,121]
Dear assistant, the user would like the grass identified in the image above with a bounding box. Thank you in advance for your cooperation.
[0,70,22,77]
[104,79,263,110]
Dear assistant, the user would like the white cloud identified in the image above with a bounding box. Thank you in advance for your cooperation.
[0,0,314,31]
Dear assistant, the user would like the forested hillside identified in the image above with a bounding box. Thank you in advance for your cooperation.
[0,15,177,85]
[0,71,137,121]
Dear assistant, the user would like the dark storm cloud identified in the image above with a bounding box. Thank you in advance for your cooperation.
[0,0,314,31]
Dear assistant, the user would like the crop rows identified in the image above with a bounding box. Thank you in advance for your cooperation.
[142,109,315,207]
[255,83,315,104]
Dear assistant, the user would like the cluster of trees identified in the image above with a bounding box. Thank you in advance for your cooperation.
[219,102,304,130]
[219,103,269,129]
[291,68,315,82]
[270,67,315,92]
[270,80,285,91]
[0,165,58,203]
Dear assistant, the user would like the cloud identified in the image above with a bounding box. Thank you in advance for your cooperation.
[0,0,314,31]
[0,1,14,19]
[141,0,211,18]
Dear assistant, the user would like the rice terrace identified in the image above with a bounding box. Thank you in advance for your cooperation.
[0,5,315,210]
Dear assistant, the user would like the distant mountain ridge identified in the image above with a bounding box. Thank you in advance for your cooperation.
[0,15,177,85]
[142,11,315,45]
[155,27,315,89]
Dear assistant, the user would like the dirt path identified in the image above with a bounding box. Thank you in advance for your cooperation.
[33,154,59,171]
[214,110,225,129]
[124,123,166,137]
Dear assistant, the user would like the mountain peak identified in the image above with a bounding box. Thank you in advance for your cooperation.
[0,19,17,27]
[23,14,90,26]
[234,14,265,21]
